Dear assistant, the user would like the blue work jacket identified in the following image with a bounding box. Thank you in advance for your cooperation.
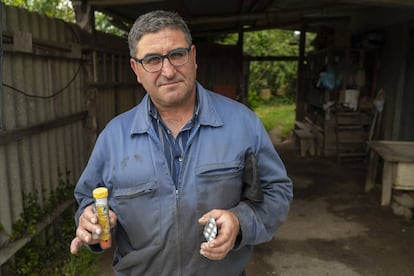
[74,82,293,276]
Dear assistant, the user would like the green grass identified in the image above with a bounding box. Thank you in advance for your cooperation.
[253,101,296,140]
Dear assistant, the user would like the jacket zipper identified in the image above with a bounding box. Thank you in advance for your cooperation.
[175,188,182,276]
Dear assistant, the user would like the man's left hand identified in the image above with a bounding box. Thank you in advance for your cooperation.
[198,209,240,260]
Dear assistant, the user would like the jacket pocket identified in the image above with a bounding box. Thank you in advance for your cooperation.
[114,181,156,198]
[195,161,243,213]
[196,160,243,176]
[112,181,161,248]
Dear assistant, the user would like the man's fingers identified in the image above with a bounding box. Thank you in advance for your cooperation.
[76,225,93,242]
[200,242,228,260]
[70,236,83,254]
[198,210,218,225]
[199,209,240,260]
[108,210,117,228]
[83,205,98,223]
[79,216,100,236]
[79,206,104,237]
[71,204,117,255]
[198,215,209,225]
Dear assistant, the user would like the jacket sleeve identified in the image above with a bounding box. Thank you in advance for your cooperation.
[74,131,109,226]
[230,117,293,249]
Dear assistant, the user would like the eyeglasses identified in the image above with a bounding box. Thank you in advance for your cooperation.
[132,47,191,73]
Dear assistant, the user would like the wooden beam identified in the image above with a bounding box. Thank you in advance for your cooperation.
[190,16,350,38]
[0,111,88,146]
[86,0,163,5]
[247,55,298,62]
[3,31,74,53]
[340,0,414,8]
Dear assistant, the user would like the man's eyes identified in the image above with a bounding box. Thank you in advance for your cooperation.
[170,51,185,59]
[141,49,187,65]
[143,56,161,65]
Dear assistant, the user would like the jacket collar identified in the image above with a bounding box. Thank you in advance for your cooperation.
[130,82,223,136]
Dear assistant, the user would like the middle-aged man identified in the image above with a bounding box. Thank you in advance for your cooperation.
[70,10,293,276]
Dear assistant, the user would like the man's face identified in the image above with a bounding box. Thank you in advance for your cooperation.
[130,28,197,109]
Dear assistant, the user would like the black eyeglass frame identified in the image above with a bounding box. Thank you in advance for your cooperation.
[132,46,192,73]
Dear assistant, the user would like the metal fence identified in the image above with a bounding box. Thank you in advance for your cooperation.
[0,4,141,267]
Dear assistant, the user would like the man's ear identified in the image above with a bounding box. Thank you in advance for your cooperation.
[192,45,198,69]
[130,58,142,83]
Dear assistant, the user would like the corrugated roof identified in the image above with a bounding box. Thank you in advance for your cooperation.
[75,0,414,36]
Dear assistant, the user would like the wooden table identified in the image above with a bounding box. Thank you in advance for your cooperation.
[366,141,414,206]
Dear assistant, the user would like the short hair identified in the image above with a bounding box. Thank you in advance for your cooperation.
[128,10,192,58]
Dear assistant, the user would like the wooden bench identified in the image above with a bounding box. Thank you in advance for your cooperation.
[366,141,414,206]
[294,119,324,157]
[294,128,315,157]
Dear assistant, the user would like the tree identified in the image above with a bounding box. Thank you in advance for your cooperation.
[3,0,125,36]
[245,29,315,101]
[95,11,126,37]
[3,0,75,22]
[217,30,315,102]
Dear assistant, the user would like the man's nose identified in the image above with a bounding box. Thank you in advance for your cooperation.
[161,57,176,76]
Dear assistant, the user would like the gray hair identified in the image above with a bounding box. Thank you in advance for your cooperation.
[128,10,192,58]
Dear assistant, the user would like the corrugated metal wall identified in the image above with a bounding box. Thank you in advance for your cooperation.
[0,3,140,258]
[1,5,85,244]
[88,49,144,133]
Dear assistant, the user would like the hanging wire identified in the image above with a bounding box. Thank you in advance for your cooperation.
[2,61,82,99]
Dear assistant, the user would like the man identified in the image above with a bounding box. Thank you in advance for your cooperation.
[70,10,292,275]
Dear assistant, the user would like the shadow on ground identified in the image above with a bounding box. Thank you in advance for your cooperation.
[246,141,414,276]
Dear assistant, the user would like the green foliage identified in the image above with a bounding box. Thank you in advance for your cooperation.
[247,90,262,110]
[248,88,296,109]
[45,168,74,212]
[216,30,315,107]
[244,29,315,100]
[244,29,300,56]
[3,0,75,22]
[13,205,99,276]
[3,169,100,275]
[253,99,296,140]
[62,247,100,276]
[3,0,126,36]
[215,33,238,45]
[10,169,73,241]
[10,192,42,241]
[95,11,127,37]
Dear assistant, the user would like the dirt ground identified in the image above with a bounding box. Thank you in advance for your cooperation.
[246,141,414,276]
[98,140,414,275]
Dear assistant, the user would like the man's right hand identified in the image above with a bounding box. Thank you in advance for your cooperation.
[70,205,117,254]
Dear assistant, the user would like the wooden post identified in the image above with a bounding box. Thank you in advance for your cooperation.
[295,25,307,121]
[381,161,395,206]
[0,3,3,131]
[365,150,378,192]
[72,0,95,33]
[237,30,248,104]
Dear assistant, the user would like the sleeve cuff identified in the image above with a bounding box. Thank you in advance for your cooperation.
[229,202,253,250]
[87,243,105,253]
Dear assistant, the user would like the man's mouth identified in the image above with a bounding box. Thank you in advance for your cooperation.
[159,80,181,87]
